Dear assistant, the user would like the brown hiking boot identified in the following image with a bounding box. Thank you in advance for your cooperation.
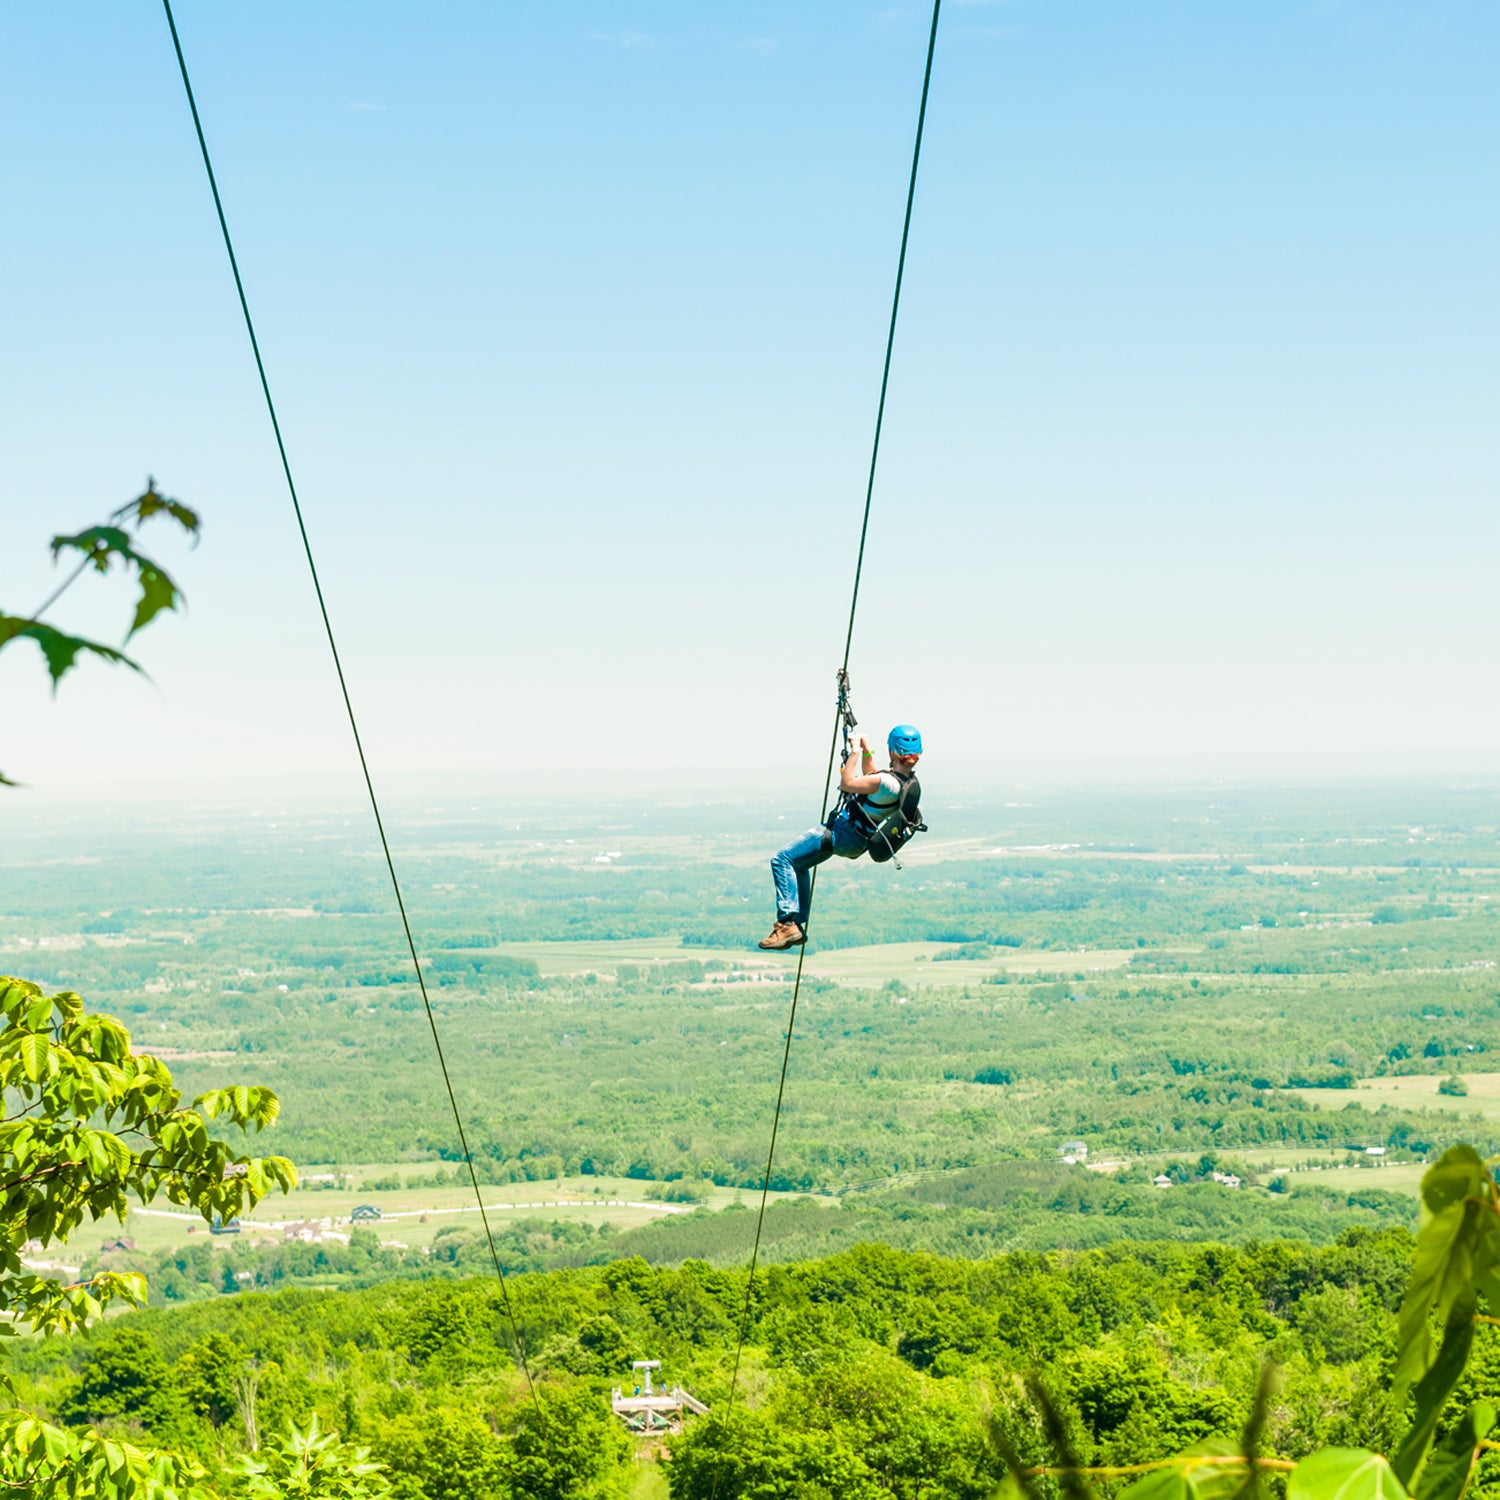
[758,920,805,951]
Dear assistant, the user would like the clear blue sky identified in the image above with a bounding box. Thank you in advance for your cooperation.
[4,1,1499,797]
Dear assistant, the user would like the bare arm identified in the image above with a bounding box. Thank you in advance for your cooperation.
[839,734,886,795]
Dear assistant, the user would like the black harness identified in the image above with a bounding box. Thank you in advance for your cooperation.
[838,765,928,866]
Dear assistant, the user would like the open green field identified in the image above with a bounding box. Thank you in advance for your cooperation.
[43,1172,827,1269]
[1281,1161,1428,1197]
[806,939,1153,985]
[1294,1070,1500,1122]
[471,936,1154,986]
[1230,1146,1359,1171]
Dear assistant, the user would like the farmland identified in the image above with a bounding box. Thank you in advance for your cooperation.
[6,776,1500,1273]
[8,775,1500,1498]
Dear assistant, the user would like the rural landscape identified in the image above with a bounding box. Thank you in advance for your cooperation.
[9,0,1500,1496]
[7,780,1500,1495]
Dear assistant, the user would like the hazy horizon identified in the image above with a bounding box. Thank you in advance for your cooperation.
[11,750,1500,822]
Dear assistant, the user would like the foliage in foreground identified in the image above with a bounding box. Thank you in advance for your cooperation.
[879,1142,1500,1500]
[1,480,198,786]
[1012,1144,1500,1500]
[0,975,295,1337]
[232,1417,391,1500]
[0,1408,214,1499]
[0,975,340,1496]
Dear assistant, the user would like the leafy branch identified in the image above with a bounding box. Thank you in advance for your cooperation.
[0,1409,216,1499]
[2,479,199,786]
[0,975,295,1340]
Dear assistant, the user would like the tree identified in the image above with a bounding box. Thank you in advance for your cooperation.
[376,1409,508,1500]
[1292,1284,1382,1366]
[508,1387,630,1500]
[174,1332,249,1431]
[793,1349,999,1499]
[58,1326,189,1435]
[0,976,297,1495]
[0,497,390,1500]
[399,1284,485,1372]
[669,1409,877,1500]
[575,1313,631,1374]
[0,974,296,1338]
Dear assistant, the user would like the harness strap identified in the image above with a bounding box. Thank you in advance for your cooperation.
[848,766,919,831]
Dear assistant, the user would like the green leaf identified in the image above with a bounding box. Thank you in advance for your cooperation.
[48,526,184,640]
[18,1031,50,1083]
[128,563,179,639]
[1422,1146,1492,1220]
[0,976,44,1013]
[1393,1291,1477,1488]
[1415,1402,1496,1500]
[0,615,143,688]
[1289,1450,1409,1500]
[1119,1439,1249,1500]
[51,524,136,573]
[1395,1147,1496,1399]
[1025,1376,1094,1500]
[125,479,200,540]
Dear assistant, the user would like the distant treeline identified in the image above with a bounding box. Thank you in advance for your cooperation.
[88,1159,1416,1310]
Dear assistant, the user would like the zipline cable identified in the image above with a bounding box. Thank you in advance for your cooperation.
[159,0,544,1415]
[717,0,943,1450]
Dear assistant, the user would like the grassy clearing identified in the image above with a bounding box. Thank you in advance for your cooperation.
[1295,1071,1500,1122]
[1232,1147,1357,1171]
[477,936,1153,988]
[1281,1162,1427,1198]
[480,938,706,975]
[627,1463,670,1499]
[803,940,1148,986]
[83,1174,826,1266]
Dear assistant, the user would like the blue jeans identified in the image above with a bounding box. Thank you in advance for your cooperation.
[771,812,866,927]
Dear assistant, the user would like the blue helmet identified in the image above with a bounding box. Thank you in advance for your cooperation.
[888,724,923,756]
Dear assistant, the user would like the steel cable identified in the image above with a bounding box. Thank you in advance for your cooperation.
[714,0,943,1471]
[159,0,544,1417]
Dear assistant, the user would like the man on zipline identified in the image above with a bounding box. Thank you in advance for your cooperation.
[758,724,923,951]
